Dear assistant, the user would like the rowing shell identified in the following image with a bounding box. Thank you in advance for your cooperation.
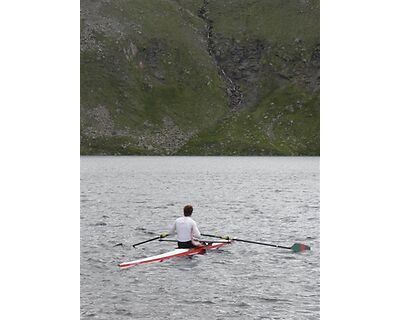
[118,240,231,269]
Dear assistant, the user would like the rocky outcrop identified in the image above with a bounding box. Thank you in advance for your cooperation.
[137,117,197,154]
[198,0,243,110]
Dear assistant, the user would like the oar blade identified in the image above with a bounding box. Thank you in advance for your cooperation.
[291,243,311,252]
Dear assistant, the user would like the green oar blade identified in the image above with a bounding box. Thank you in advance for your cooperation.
[291,243,311,252]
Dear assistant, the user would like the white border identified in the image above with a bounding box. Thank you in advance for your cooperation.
[0,1,79,319]
[322,0,399,319]
[1,0,399,319]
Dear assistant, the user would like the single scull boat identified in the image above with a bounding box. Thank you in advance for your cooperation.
[118,240,231,269]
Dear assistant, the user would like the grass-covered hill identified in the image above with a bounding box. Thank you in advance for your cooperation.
[81,0,319,155]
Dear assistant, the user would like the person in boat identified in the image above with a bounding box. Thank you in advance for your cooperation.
[160,204,204,248]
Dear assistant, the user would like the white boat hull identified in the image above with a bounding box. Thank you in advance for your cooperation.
[118,241,230,269]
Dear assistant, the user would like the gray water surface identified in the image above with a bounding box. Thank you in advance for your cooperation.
[81,156,319,320]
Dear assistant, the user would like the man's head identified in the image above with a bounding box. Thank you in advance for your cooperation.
[183,204,193,216]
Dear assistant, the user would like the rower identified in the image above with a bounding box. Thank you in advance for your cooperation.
[160,204,204,248]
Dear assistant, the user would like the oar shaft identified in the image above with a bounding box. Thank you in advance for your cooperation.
[234,238,291,249]
[201,233,223,238]
[159,239,229,243]
[202,233,291,250]
[132,236,160,247]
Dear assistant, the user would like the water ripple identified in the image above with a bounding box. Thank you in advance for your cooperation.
[81,156,319,320]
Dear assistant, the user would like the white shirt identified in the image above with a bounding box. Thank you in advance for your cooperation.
[169,216,201,242]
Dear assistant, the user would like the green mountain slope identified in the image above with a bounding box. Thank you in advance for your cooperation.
[81,0,319,155]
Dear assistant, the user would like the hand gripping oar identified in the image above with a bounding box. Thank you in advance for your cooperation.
[114,234,168,248]
[201,233,310,252]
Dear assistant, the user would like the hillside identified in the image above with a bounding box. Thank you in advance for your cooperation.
[81,0,319,155]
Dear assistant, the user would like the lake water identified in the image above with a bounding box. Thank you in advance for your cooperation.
[80,156,319,320]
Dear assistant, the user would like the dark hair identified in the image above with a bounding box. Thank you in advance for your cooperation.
[183,205,193,216]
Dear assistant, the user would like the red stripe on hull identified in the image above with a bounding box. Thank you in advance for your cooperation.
[118,242,229,269]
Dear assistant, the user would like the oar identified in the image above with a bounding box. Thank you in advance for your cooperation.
[201,233,310,252]
[131,236,163,248]
[113,242,124,247]
[113,236,162,248]
[159,239,229,244]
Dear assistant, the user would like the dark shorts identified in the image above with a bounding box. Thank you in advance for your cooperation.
[178,241,196,248]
